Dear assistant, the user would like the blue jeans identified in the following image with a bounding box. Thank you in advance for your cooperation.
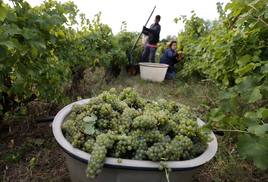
[165,71,176,80]
[141,45,157,62]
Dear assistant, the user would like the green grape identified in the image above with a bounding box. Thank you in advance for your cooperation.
[154,110,170,126]
[62,119,76,136]
[175,118,198,137]
[72,104,85,114]
[71,132,85,148]
[160,119,178,135]
[119,87,145,109]
[96,119,110,130]
[95,133,115,148]
[133,139,147,160]
[143,130,165,143]
[147,142,167,161]
[119,87,137,101]
[87,133,114,178]
[122,107,140,119]
[159,161,171,172]
[132,114,157,129]
[112,100,128,113]
[99,103,113,117]
[189,142,208,159]
[157,99,179,113]
[133,148,147,160]
[113,136,133,157]
[166,101,179,113]
[144,102,161,112]
[63,88,210,178]
[83,138,95,153]
[87,145,107,178]
[100,91,115,103]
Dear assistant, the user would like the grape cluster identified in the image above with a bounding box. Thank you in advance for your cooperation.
[62,88,211,178]
[132,114,157,129]
[87,133,114,178]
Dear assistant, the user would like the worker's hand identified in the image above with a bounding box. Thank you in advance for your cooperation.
[142,26,149,35]
[142,26,147,31]
[177,51,184,61]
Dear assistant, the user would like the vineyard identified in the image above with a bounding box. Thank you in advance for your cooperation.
[0,0,268,182]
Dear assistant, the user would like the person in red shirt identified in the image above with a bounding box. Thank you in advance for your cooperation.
[141,15,161,63]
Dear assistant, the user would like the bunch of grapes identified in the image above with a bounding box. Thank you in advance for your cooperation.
[132,114,157,129]
[86,133,114,178]
[62,88,211,178]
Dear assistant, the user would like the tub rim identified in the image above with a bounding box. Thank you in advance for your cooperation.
[139,62,169,68]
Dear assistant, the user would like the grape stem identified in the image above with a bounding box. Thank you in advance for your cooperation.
[165,168,170,182]
[215,129,249,133]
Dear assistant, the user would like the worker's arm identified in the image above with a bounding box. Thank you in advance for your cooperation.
[166,49,178,59]
[143,24,160,36]
[166,49,179,65]
[142,26,150,35]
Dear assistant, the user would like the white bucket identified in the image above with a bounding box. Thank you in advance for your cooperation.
[139,62,169,82]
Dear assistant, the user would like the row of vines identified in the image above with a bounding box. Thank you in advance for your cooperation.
[176,0,268,169]
[0,0,142,124]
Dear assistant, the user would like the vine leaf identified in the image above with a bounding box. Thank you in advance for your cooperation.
[83,115,97,123]
[248,87,262,103]
[0,3,8,22]
[248,124,268,136]
[238,134,268,170]
[83,115,97,135]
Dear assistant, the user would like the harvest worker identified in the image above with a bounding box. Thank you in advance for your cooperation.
[160,41,180,79]
[141,15,161,63]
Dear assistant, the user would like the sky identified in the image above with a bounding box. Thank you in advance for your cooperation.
[7,0,230,38]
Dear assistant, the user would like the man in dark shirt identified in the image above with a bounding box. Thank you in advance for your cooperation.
[141,15,161,63]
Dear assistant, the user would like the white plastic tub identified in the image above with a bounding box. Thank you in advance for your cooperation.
[52,99,218,182]
[139,63,169,82]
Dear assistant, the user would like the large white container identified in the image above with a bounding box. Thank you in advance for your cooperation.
[139,63,169,82]
[52,99,218,182]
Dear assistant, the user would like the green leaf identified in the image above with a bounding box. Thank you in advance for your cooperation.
[219,89,237,99]
[235,63,259,76]
[55,30,65,38]
[0,41,18,49]
[248,124,268,136]
[83,115,97,135]
[248,87,262,103]
[236,76,261,91]
[31,47,38,58]
[209,108,225,122]
[0,3,8,22]
[244,111,261,120]
[83,115,97,123]
[31,41,46,50]
[22,28,37,40]
[265,8,268,19]
[238,134,268,170]
[237,55,251,66]
[222,74,229,86]
[258,108,268,119]
[261,63,268,74]
[84,123,95,135]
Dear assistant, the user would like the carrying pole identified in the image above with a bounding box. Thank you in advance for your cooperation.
[129,6,156,64]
